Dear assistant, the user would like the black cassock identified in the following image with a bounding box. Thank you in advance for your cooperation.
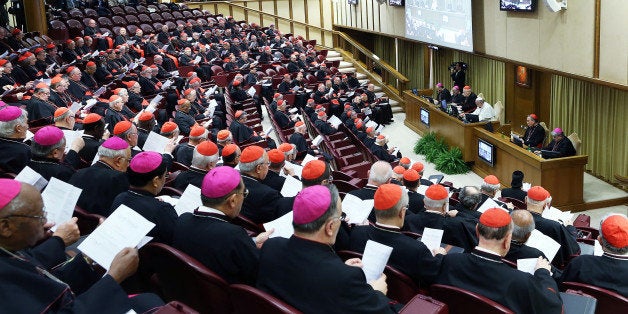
[111,189,178,244]
[260,170,286,192]
[0,137,31,174]
[257,236,396,314]
[349,224,443,289]
[403,211,478,251]
[407,190,425,214]
[435,249,563,314]
[0,237,132,313]
[173,168,207,191]
[78,135,102,165]
[229,120,260,144]
[173,143,195,167]
[560,253,628,297]
[25,97,56,123]
[26,155,78,182]
[69,161,130,217]
[530,212,580,266]
[173,210,260,285]
[240,174,291,224]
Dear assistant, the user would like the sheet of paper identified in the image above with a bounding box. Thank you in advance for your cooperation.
[365,120,378,130]
[14,166,48,191]
[136,236,153,249]
[289,107,298,114]
[416,185,429,195]
[301,154,318,166]
[41,177,82,232]
[361,240,393,283]
[92,87,106,98]
[78,205,155,270]
[247,86,256,97]
[62,130,84,153]
[142,131,169,153]
[174,185,202,216]
[24,130,34,142]
[264,126,274,136]
[477,197,503,213]
[526,229,561,262]
[280,175,302,197]
[149,94,164,107]
[161,79,172,90]
[312,135,323,146]
[593,240,603,256]
[327,115,342,128]
[157,195,178,207]
[421,227,444,251]
[542,206,574,223]
[69,101,82,114]
[284,162,303,179]
[84,98,98,111]
[91,153,99,165]
[341,194,373,224]
[263,211,294,238]
[517,258,538,275]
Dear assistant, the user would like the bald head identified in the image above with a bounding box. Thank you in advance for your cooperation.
[511,209,535,242]
[368,161,393,186]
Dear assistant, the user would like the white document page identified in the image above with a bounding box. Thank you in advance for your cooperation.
[281,162,303,179]
[416,185,429,195]
[341,194,373,224]
[78,205,155,270]
[69,101,82,114]
[136,236,153,249]
[361,240,393,283]
[263,211,294,239]
[517,258,538,275]
[174,185,202,216]
[594,240,603,256]
[526,230,561,262]
[327,115,342,128]
[477,197,504,213]
[41,177,82,231]
[14,166,48,191]
[301,154,318,166]
[24,130,34,142]
[62,130,84,153]
[280,175,302,197]
[312,135,323,146]
[142,131,170,153]
[247,86,256,97]
[161,79,172,90]
[542,206,574,223]
[421,227,444,251]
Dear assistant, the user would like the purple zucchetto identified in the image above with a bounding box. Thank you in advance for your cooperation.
[101,136,129,150]
[0,106,22,122]
[129,151,163,174]
[293,185,332,225]
[0,179,22,210]
[201,166,242,198]
[33,126,64,146]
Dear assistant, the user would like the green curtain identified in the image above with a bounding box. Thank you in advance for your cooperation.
[397,40,425,89]
[433,49,505,105]
[373,35,396,67]
[550,75,628,182]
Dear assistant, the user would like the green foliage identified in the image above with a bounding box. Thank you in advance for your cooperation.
[414,132,469,175]
[435,147,469,175]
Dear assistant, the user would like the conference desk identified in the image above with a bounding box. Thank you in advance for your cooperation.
[403,91,498,162]
[472,127,588,208]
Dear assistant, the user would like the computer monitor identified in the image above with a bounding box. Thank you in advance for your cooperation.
[420,107,430,127]
[478,138,495,167]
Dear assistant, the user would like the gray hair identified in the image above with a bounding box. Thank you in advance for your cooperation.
[98,145,128,159]
[0,108,27,137]
[376,189,409,220]
[481,182,501,195]
[511,210,535,242]
[368,161,392,185]
[460,186,482,209]
[238,153,267,173]
[53,109,72,122]
[31,137,66,158]
[599,213,628,254]
[191,149,219,168]
[424,196,447,210]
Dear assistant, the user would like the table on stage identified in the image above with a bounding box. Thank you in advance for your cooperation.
[471,127,588,208]
[403,91,498,162]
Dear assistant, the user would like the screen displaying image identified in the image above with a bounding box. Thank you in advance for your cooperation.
[420,108,430,126]
[389,0,404,6]
[500,0,536,12]
[478,139,495,166]
[405,0,473,52]
[348,0,358,4]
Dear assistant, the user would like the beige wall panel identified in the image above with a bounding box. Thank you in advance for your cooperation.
[278,19,292,33]
[505,14,540,65]
[261,0,276,27]
[371,0,380,32]
[480,1,507,56]
[216,3,231,15]
[292,0,306,23]
[307,0,321,28]
[232,7,246,21]
[537,10,565,72]
[599,0,628,84]
[294,24,307,37]
[248,12,261,25]
[556,2,595,77]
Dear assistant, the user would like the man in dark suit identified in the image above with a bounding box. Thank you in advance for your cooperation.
[370,134,398,163]
[537,128,576,159]
[273,100,295,129]
[172,125,207,167]
[402,169,426,214]
[435,208,563,313]
[454,186,482,221]
[173,166,274,285]
[173,141,219,191]
[0,106,31,174]
[512,114,546,148]
[260,149,294,192]
[239,146,291,224]
[78,113,105,165]
[26,126,82,182]
[314,111,337,135]
[435,82,451,104]
[501,170,527,203]
[411,162,434,187]
[560,214,628,297]
[350,184,445,289]
[68,137,131,217]
[25,84,57,124]
[450,62,466,90]
[525,186,580,266]
[257,184,397,313]
[404,184,478,251]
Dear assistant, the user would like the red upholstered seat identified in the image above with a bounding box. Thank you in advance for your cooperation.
[229,284,301,314]
[66,19,84,39]
[151,13,164,23]
[126,15,140,25]
[430,284,514,314]
[73,206,105,235]
[124,6,137,15]
[398,294,449,314]
[98,17,114,29]
[69,9,83,19]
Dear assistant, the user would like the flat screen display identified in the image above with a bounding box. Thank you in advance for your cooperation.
[389,0,404,6]
[420,107,430,127]
[348,0,358,4]
[478,138,495,166]
[405,0,473,52]
[500,0,536,12]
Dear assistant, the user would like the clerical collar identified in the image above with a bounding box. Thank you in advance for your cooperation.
[193,206,230,222]
[241,174,259,182]
[603,252,628,260]
[373,223,401,234]
[474,246,503,258]
[425,210,446,216]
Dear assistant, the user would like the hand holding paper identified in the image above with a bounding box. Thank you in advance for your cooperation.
[361,240,393,283]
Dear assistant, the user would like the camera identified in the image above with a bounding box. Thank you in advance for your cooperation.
[448,61,468,71]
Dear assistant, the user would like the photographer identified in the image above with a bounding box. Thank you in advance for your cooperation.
[450,61,466,90]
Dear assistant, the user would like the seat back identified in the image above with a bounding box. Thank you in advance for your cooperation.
[430,284,514,314]
[126,15,140,25]
[539,122,550,145]
[567,132,581,154]
[139,243,232,314]
[494,101,505,124]
[73,206,105,235]
[112,16,127,27]
[399,294,449,314]
[385,265,422,304]
[562,281,628,314]
[229,284,301,314]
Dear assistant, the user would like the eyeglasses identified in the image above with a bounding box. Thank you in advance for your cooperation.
[332,212,347,222]
[236,188,249,198]
[2,211,47,223]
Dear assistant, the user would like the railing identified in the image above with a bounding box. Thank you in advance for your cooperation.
[333,31,410,99]
[185,1,408,101]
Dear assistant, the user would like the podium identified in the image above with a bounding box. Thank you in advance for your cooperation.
[471,127,588,208]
